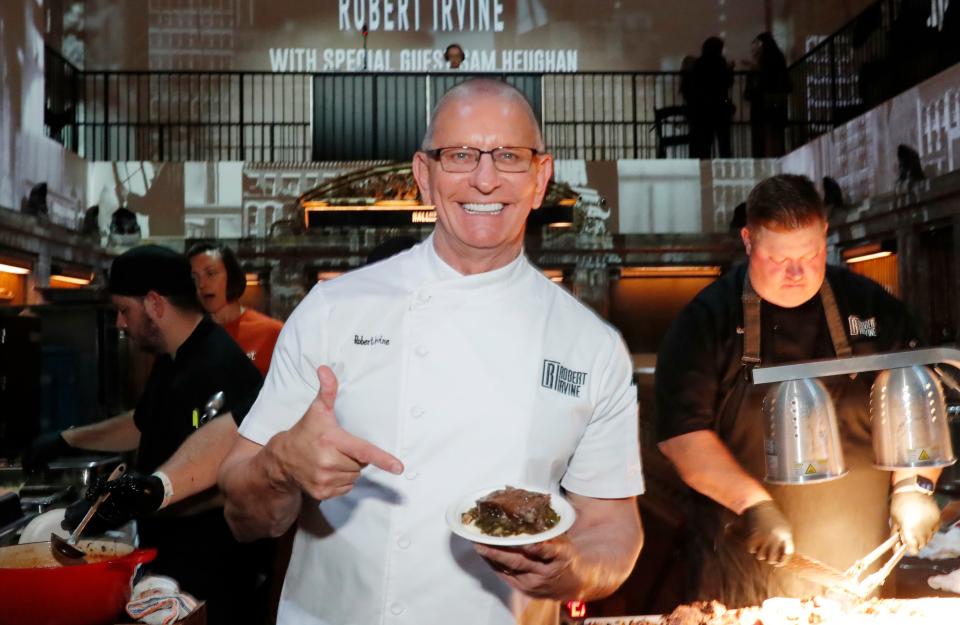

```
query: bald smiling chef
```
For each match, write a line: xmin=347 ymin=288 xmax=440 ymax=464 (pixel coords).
xmin=218 ymin=78 xmax=645 ymax=625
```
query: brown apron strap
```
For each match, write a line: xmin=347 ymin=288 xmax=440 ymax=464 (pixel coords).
xmin=741 ymin=272 xmax=761 ymax=365
xmin=819 ymin=277 xmax=853 ymax=357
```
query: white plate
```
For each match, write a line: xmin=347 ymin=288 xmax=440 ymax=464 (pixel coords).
xmin=445 ymin=486 xmax=576 ymax=546
xmin=19 ymin=508 xmax=68 ymax=544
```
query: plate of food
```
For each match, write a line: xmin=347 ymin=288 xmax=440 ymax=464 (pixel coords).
xmin=445 ymin=485 xmax=576 ymax=546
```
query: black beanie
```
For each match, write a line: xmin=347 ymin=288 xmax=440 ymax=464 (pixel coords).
xmin=108 ymin=245 xmax=197 ymax=297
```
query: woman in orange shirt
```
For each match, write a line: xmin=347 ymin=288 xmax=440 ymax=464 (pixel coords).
xmin=187 ymin=242 xmax=282 ymax=377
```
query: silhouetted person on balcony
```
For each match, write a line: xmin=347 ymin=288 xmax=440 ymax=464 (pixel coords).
xmin=679 ymin=55 xmax=698 ymax=155
xmin=890 ymin=0 xmax=936 ymax=94
xmin=689 ymin=37 xmax=734 ymax=159
xmin=941 ymin=2 xmax=960 ymax=70
xmin=822 ymin=177 xmax=845 ymax=215
xmin=744 ymin=33 xmax=791 ymax=158
xmin=896 ymin=144 xmax=925 ymax=193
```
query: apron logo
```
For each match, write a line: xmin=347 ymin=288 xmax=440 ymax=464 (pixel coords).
xmin=354 ymin=334 xmax=390 ymax=346
xmin=847 ymin=315 xmax=877 ymax=338
xmin=541 ymin=360 xmax=587 ymax=397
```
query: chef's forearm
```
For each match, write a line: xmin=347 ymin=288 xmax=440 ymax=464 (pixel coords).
xmin=61 ymin=411 xmax=140 ymax=452
xmin=218 ymin=435 xmax=303 ymax=542
xmin=156 ymin=414 xmax=238 ymax=506
xmin=563 ymin=494 xmax=643 ymax=600
xmin=659 ymin=429 xmax=771 ymax=514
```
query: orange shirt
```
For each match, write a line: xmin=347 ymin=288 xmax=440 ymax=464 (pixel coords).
xmin=222 ymin=308 xmax=283 ymax=377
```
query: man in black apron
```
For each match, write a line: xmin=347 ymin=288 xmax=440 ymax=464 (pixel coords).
xmin=25 ymin=245 xmax=269 ymax=624
xmin=655 ymin=175 xmax=942 ymax=607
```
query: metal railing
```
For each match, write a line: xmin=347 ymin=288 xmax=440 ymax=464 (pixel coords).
xmin=541 ymin=71 xmax=756 ymax=160
xmin=43 ymin=53 xmax=759 ymax=162
xmin=42 ymin=0 xmax=959 ymax=163
xmin=786 ymin=0 xmax=958 ymax=145
xmin=46 ymin=49 xmax=312 ymax=162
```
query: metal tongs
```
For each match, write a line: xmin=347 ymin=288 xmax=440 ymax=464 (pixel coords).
xmin=785 ymin=533 xmax=907 ymax=598
xmin=842 ymin=532 xmax=908 ymax=597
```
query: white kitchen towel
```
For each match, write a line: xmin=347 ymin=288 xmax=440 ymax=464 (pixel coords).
xmin=928 ymin=567 xmax=960 ymax=594
xmin=126 ymin=575 xmax=198 ymax=625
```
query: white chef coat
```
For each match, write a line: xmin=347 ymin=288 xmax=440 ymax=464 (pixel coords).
xmin=239 ymin=236 xmax=644 ymax=625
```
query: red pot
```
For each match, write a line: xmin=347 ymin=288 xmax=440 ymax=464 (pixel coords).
xmin=0 ymin=539 xmax=156 ymax=625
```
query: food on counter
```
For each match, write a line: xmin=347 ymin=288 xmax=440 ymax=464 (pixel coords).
xmin=630 ymin=597 xmax=960 ymax=625
xmin=461 ymin=486 xmax=560 ymax=537
xmin=918 ymin=526 xmax=960 ymax=559
xmin=0 ymin=540 xmax=130 ymax=569
xmin=659 ymin=601 xmax=738 ymax=625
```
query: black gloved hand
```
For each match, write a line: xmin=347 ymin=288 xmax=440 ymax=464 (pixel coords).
xmin=62 ymin=472 xmax=165 ymax=534
xmin=21 ymin=431 xmax=73 ymax=474
xmin=740 ymin=500 xmax=794 ymax=566
xmin=890 ymin=491 xmax=940 ymax=555
xmin=62 ymin=498 xmax=117 ymax=536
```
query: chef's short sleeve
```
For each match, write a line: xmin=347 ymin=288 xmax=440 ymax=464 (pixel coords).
xmin=655 ymin=298 xmax=724 ymax=441
xmin=238 ymin=288 xmax=328 ymax=445
xmin=561 ymin=330 xmax=645 ymax=498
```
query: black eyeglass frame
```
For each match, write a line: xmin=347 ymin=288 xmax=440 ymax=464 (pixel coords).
xmin=422 ymin=146 xmax=543 ymax=173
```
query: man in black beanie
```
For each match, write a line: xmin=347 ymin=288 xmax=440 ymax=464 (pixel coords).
xmin=23 ymin=244 xmax=269 ymax=625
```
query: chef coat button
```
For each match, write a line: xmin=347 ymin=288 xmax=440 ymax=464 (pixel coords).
xmin=416 ymin=291 xmax=431 ymax=304
xmin=415 ymin=344 xmax=429 ymax=357
xmin=410 ymin=405 xmax=424 ymax=419
xmin=390 ymin=602 xmax=405 ymax=615
xmin=397 ymin=534 xmax=412 ymax=549
xmin=405 ymin=471 xmax=418 ymax=480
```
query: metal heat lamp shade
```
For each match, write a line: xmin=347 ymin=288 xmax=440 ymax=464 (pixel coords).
xmin=751 ymin=348 xmax=960 ymax=472
xmin=871 ymin=365 xmax=955 ymax=469
xmin=763 ymin=378 xmax=848 ymax=484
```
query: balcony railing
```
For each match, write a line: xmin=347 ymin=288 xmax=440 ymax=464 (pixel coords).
xmin=42 ymin=55 xmax=762 ymax=163
xmin=786 ymin=0 xmax=957 ymax=141
xmin=43 ymin=0 xmax=959 ymax=163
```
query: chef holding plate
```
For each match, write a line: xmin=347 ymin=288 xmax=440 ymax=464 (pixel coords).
xmin=218 ymin=78 xmax=645 ymax=625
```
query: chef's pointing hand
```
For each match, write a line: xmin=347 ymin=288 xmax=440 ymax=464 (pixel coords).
xmin=268 ymin=365 xmax=403 ymax=501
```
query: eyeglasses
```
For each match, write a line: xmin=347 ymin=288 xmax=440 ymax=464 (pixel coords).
xmin=424 ymin=146 xmax=540 ymax=173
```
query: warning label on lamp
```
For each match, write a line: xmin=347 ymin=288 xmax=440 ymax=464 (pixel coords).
xmin=907 ymin=448 xmax=936 ymax=463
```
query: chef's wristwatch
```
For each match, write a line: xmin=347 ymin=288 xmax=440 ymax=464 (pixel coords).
xmin=892 ymin=475 xmax=935 ymax=496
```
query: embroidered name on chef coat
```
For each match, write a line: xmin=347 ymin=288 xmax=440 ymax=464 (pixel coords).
xmin=848 ymin=315 xmax=878 ymax=338
xmin=541 ymin=360 xmax=588 ymax=397
xmin=354 ymin=334 xmax=390 ymax=346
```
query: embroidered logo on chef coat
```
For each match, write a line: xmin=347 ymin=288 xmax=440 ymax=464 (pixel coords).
xmin=541 ymin=360 xmax=587 ymax=397
xmin=354 ymin=334 xmax=390 ymax=346
xmin=847 ymin=315 xmax=877 ymax=338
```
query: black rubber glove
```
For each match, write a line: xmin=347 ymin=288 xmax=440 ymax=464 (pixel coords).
xmin=62 ymin=472 xmax=165 ymax=534
xmin=21 ymin=431 xmax=73 ymax=474
xmin=890 ymin=491 xmax=940 ymax=555
xmin=62 ymin=499 xmax=116 ymax=535
xmin=741 ymin=500 xmax=794 ymax=566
